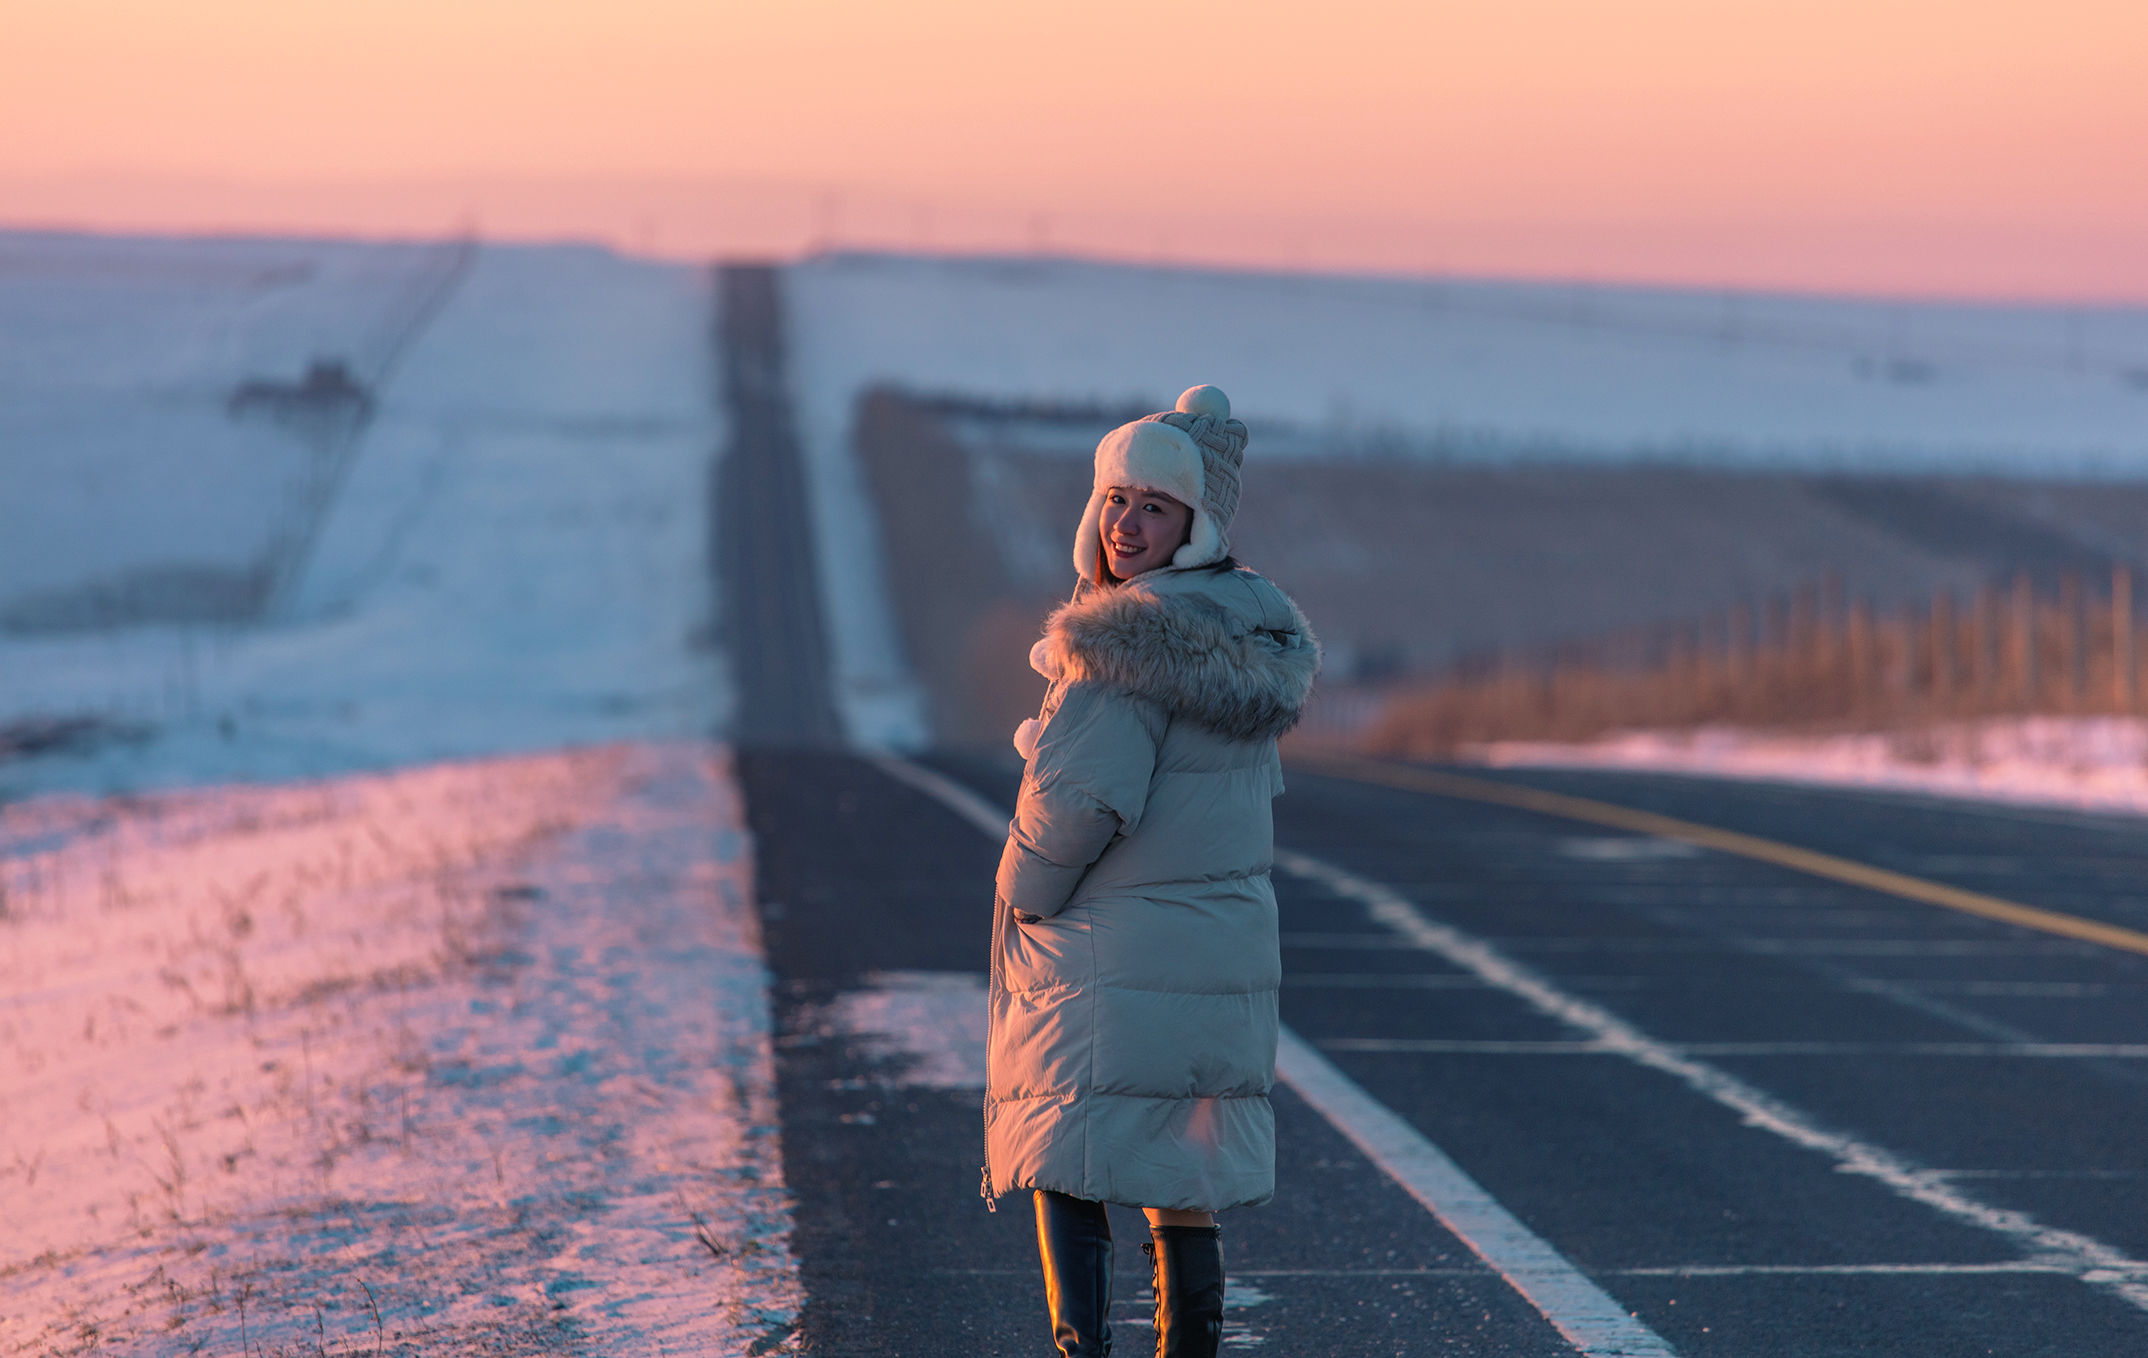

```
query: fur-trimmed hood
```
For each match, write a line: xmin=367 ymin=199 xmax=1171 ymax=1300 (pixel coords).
xmin=1031 ymin=566 xmax=1320 ymax=742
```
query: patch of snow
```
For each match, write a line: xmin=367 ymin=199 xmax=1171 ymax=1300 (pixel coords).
xmin=0 ymin=235 xmax=725 ymax=799
xmin=826 ymin=970 xmax=986 ymax=1089
xmin=0 ymin=740 xmax=799 ymax=1355
xmin=1481 ymin=717 xmax=2148 ymax=818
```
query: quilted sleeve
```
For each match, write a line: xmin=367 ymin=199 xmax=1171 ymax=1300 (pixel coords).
xmin=994 ymin=681 xmax=1166 ymax=919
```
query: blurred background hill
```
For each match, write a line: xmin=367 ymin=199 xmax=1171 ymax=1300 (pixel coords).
xmin=781 ymin=253 xmax=2148 ymax=751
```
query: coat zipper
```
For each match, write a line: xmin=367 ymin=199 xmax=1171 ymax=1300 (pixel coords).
xmin=981 ymin=882 xmax=1006 ymax=1211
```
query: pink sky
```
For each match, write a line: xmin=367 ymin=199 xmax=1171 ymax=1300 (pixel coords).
xmin=5 ymin=0 xmax=2146 ymax=300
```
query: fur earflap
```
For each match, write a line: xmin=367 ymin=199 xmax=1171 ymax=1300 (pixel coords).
xmin=1036 ymin=575 xmax=1321 ymax=741
xmin=1074 ymin=420 xmax=1212 ymax=582
xmin=1072 ymin=385 xmax=1248 ymax=582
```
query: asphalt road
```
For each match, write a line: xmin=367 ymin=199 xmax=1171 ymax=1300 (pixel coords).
xmin=715 ymin=264 xmax=843 ymax=745
xmin=741 ymin=748 xmax=2148 ymax=1357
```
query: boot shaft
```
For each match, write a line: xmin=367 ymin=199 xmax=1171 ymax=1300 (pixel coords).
xmin=1035 ymin=1191 xmax=1114 ymax=1357
xmin=1144 ymin=1224 xmax=1224 ymax=1358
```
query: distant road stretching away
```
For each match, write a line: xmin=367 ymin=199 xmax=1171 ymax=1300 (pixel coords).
xmin=715 ymin=263 xmax=843 ymax=745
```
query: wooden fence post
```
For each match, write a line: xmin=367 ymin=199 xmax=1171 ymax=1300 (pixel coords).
xmin=1971 ymin=585 xmax=1997 ymax=708
xmin=2117 ymin=565 xmax=2135 ymax=712
xmin=1894 ymin=603 xmax=1917 ymax=700
xmin=2058 ymin=572 xmax=2082 ymax=708
xmin=1846 ymin=601 xmax=1873 ymax=715
xmin=1931 ymin=591 xmax=1954 ymax=706
xmin=2011 ymin=572 xmax=2035 ymax=710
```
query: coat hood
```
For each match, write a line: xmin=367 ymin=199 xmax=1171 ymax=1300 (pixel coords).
xmin=1032 ymin=567 xmax=1320 ymax=742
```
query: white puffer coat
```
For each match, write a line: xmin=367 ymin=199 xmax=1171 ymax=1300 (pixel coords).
xmin=986 ymin=562 xmax=1319 ymax=1211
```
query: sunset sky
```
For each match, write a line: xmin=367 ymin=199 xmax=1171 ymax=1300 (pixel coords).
xmin=4 ymin=0 xmax=2145 ymax=300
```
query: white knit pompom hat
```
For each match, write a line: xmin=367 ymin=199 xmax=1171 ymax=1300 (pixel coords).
xmin=1072 ymin=384 xmax=1249 ymax=584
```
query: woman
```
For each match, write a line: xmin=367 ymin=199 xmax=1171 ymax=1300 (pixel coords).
xmin=985 ymin=385 xmax=1320 ymax=1357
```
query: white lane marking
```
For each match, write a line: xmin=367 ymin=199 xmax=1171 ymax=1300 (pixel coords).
xmin=1610 ymin=1262 xmax=2083 ymax=1278
xmin=1937 ymin=1169 xmax=2148 ymax=1180
xmin=1491 ymin=937 xmax=2103 ymax=955
xmin=1274 ymin=849 xmax=2148 ymax=1314
xmin=1289 ymin=935 xmax=2060 ymax=956
xmin=941 ymin=1262 xmax=2120 ymax=1278
xmin=870 ymin=755 xmax=1679 ymax=1358
xmin=1296 ymin=974 xmax=2127 ymax=998
xmin=862 ymin=750 xmax=1011 ymax=839
xmin=1558 ymin=836 xmax=1704 ymax=861
xmin=1277 ymin=1029 xmax=1679 ymax=1357
xmin=1285 ymin=973 xmax=1493 ymax=989
xmin=1320 ymin=1038 xmax=2148 ymax=1058
xmin=1844 ymin=980 xmax=2118 ymax=998
xmin=1282 ymin=931 xmax=1432 ymax=948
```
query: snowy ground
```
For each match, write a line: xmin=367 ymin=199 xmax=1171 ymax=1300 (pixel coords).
xmin=1480 ymin=717 xmax=2148 ymax=819
xmin=0 ymin=235 xmax=726 ymax=799
xmin=787 ymin=252 xmax=2148 ymax=471
xmin=0 ymin=233 xmax=466 ymax=629
xmin=0 ymin=742 xmax=796 ymax=1356
xmin=1 ymin=234 xmax=798 ymax=1353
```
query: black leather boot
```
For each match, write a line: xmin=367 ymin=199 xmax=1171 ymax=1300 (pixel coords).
xmin=1143 ymin=1224 xmax=1224 ymax=1357
xmin=1035 ymin=1190 xmax=1114 ymax=1356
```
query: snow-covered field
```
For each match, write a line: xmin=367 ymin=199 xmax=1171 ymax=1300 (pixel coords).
xmin=1 ymin=742 xmax=796 ymax=1356
xmin=788 ymin=252 xmax=2148 ymax=471
xmin=0 ymin=234 xmax=465 ymax=630
xmin=1481 ymin=717 xmax=2148 ymax=819
xmin=1 ymin=234 xmax=797 ymax=1353
xmin=0 ymin=235 xmax=726 ymax=798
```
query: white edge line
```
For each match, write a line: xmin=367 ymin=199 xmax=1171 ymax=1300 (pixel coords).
xmin=862 ymin=751 xmax=1011 ymax=841
xmin=867 ymin=753 xmax=1678 ymax=1358
xmin=1271 ymin=847 xmax=2148 ymax=1314
xmin=1276 ymin=1029 xmax=1678 ymax=1356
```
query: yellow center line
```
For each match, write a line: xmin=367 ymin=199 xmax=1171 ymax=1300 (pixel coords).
xmin=1291 ymin=754 xmax=2148 ymax=960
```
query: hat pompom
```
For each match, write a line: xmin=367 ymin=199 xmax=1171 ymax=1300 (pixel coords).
xmin=1176 ymin=384 xmax=1230 ymax=420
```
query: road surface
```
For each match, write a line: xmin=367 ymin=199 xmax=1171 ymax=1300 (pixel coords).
xmin=745 ymin=749 xmax=2148 ymax=1356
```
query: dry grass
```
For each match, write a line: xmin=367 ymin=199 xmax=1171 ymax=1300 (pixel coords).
xmin=1369 ymin=573 xmax=2148 ymax=756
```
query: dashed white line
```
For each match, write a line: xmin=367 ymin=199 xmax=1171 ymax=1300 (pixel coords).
xmin=1285 ymin=972 xmax=1493 ymax=989
xmin=1610 ymin=1262 xmax=2079 ymax=1278
xmin=1275 ymin=847 xmax=2148 ymax=1316
xmin=1490 ymin=937 xmax=2103 ymax=956
xmin=1319 ymin=1038 xmax=2148 ymax=1058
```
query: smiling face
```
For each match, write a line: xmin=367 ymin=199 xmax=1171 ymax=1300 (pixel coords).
xmin=1098 ymin=485 xmax=1193 ymax=580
